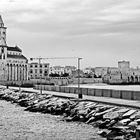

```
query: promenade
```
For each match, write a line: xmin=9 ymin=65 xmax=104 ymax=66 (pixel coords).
xmin=2 ymin=85 xmax=140 ymax=109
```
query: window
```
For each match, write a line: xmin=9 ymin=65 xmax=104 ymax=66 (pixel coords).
xmin=45 ymin=65 xmax=48 ymax=68
xmin=30 ymin=70 xmax=33 ymax=73
xmin=44 ymin=70 xmax=48 ymax=76
xmin=40 ymin=69 xmax=42 ymax=74
xmin=35 ymin=69 xmax=37 ymax=73
xmin=44 ymin=70 xmax=48 ymax=73
xmin=40 ymin=64 xmax=42 ymax=67
xmin=30 ymin=65 xmax=33 ymax=68
xmin=35 ymin=65 xmax=37 ymax=68
xmin=1 ymin=47 xmax=4 ymax=53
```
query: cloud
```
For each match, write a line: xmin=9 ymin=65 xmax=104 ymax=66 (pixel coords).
xmin=1 ymin=0 xmax=140 ymax=37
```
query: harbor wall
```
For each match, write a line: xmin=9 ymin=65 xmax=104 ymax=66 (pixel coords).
xmin=34 ymin=85 xmax=140 ymax=101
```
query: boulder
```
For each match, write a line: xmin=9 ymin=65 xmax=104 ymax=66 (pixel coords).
xmin=117 ymin=119 xmax=131 ymax=126
xmin=128 ymin=121 xmax=138 ymax=129
xmin=122 ymin=110 xmax=137 ymax=118
xmin=97 ymin=129 xmax=111 ymax=137
xmin=131 ymin=111 xmax=140 ymax=120
xmin=103 ymin=111 xmax=120 ymax=120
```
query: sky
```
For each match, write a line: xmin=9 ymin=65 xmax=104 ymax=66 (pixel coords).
xmin=0 ymin=0 xmax=140 ymax=68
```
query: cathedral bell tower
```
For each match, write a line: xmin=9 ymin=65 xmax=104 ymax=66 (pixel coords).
xmin=0 ymin=15 xmax=7 ymax=59
xmin=0 ymin=15 xmax=7 ymax=81
xmin=0 ymin=15 xmax=7 ymax=45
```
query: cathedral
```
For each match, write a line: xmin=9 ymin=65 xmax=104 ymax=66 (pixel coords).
xmin=0 ymin=15 xmax=28 ymax=82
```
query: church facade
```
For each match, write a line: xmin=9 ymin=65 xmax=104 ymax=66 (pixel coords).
xmin=0 ymin=15 xmax=28 ymax=82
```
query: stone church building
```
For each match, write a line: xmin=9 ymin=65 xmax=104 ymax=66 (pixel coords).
xmin=0 ymin=15 xmax=28 ymax=82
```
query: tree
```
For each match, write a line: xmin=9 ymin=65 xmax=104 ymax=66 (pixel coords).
xmin=61 ymin=73 xmax=69 ymax=77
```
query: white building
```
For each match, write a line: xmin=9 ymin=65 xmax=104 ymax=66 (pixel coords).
xmin=28 ymin=63 xmax=49 ymax=79
xmin=0 ymin=15 xmax=28 ymax=82
xmin=64 ymin=66 xmax=76 ymax=75
xmin=83 ymin=67 xmax=93 ymax=74
xmin=50 ymin=66 xmax=65 ymax=75
xmin=49 ymin=66 xmax=76 ymax=76
xmin=118 ymin=60 xmax=130 ymax=71
xmin=94 ymin=67 xmax=108 ymax=77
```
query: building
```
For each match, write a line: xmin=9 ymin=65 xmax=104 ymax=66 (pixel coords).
xmin=94 ymin=67 xmax=108 ymax=77
xmin=64 ymin=66 xmax=76 ymax=75
xmin=103 ymin=61 xmax=140 ymax=84
xmin=83 ymin=67 xmax=93 ymax=74
xmin=49 ymin=66 xmax=65 ymax=76
xmin=118 ymin=61 xmax=130 ymax=71
xmin=0 ymin=15 xmax=28 ymax=82
xmin=49 ymin=66 xmax=76 ymax=76
xmin=28 ymin=63 xmax=49 ymax=79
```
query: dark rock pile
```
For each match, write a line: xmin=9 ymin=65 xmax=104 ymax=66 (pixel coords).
xmin=0 ymin=88 xmax=139 ymax=140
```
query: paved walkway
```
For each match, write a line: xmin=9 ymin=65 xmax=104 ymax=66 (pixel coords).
xmin=1 ymin=85 xmax=140 ymax=109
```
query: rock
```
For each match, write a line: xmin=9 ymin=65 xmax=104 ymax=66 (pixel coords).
xmin=109 ymin=126 xmax=129 ymax=132
xmin=95 ymin=107 xmax=117 ymax=119
xmin=131 ymin=111 xmax=140 ymax=120
xmin=117 ymin=118 xmax=131 ymax=126
xmin=85 ymin=110 xmax=96 ymax=119
xmin=116 ymin=108 xmax=129 ymax=113
xmin=122 ymin=110 xmax=137 ymax=118
xmin=128 ymin=121 xmax=138 ymax=129
xmin=99 ymin=119 xmax=111 ymax=129
xmin=134 ymin=119 xmax=140 ymax=124
xmin=106 ymin=119 xmax=117 ymax=128
xmin=92 ymin=120 xmax=104 ymax=127
xmin=96 ymin=105 xmax=112 ymax=113
xmin=113 ymin=136 xmax=124 ymax=140
xmin=77 ymin=109 xmax=89 ymax=116
xmin=103 ymin=111 xmax=120 ymax=120
xmin=97 ymin=129 xmax=111 ymax=137
xmin=86 ymin=116 xmax=96 ymax=124
xmin=84 ymin=102 xmax=97 ymax=109
xmin=106 ymin=130 xmax=119 ymax=140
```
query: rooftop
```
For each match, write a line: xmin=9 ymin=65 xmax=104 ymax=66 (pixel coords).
xmin=0 ymin=15 xmax=4 ymax=27
xmin=7 ymin=54 xmax=27 ymax=60
xmin=7 ymin=46 xmax=22 ymax=52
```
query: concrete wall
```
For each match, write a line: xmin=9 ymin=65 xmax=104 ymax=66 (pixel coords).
xmin=112 ymin=90 xmax=122 ymax=99
xmin=88 ymin=88 xmax=95 ymax=96
xmin=72 ymin=78 xmax=102 ymax=84
xmin=34 ymin=85 xmax=140 ymax=101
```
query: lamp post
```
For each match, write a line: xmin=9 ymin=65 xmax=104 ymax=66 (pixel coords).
xmin=78 ymin=58 xmax=82 ymax=99
xmin=39 ymin=57 xmax=42 ymax=94
xmin=30 ymin=56 xmax=83 ymax=97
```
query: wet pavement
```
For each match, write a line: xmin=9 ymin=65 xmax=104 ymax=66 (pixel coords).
xmin=0 ymin=100 xmax=104 ymax=140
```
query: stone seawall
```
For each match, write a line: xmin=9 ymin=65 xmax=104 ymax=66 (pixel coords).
xmin=34 ymin=85 xmax=140 ymax=101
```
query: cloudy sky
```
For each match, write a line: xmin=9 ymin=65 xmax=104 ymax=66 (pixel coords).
xmin=0 ymin=0 xmax=140 ymax=68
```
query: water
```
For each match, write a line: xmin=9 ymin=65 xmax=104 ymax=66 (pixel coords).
xmin=68 ymin=83 xmax=140 ymax=91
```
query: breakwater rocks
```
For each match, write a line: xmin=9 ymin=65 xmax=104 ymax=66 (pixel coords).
xmin=0 ymin=88 xmax=139 ymax=140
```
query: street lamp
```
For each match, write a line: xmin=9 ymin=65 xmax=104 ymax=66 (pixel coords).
xmin=78 ymin=58 xmax=82 ymax=99
xmin=30 ymin=56 xmax=83 ymax=98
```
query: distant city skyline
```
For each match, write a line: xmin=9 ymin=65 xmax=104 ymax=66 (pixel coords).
xmin=0 ymin=0 xmax=140 ymax=68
